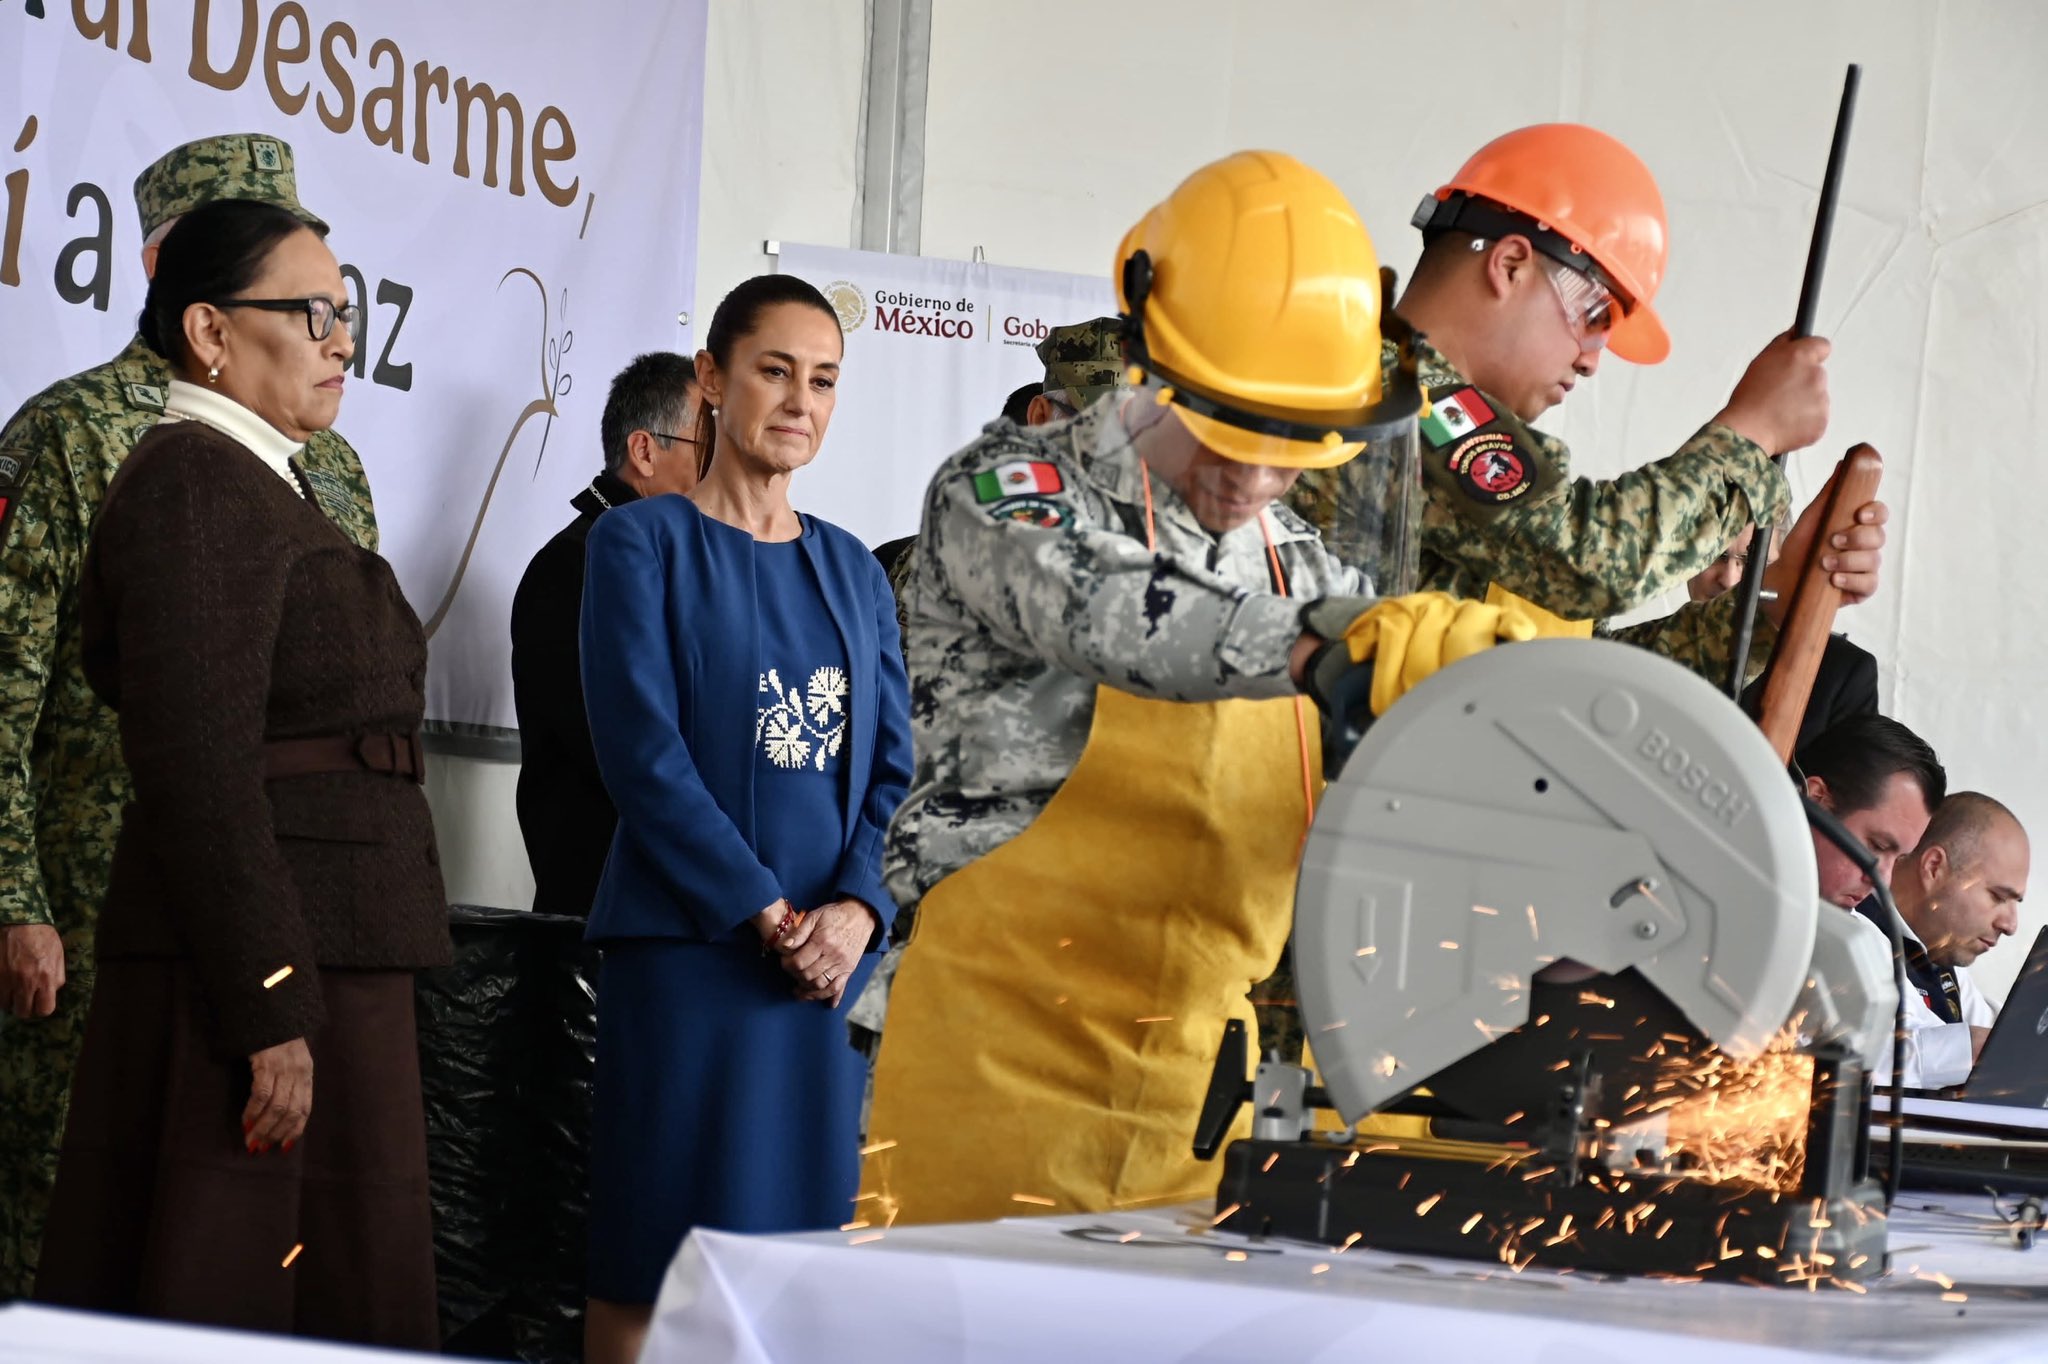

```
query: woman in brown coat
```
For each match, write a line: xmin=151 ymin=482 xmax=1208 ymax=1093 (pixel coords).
xmin=34 ymin=198 xmax=449 ymax=1348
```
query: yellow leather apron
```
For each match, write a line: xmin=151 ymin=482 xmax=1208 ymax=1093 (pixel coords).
xmin=862 ymin=509 xmax=1316 ymax=1226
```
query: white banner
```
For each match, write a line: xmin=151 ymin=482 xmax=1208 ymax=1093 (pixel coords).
xmin=774 ymin=242 xmax=1115 ymax=546
xmin=2 ymin=0 xmax=709 ymax=731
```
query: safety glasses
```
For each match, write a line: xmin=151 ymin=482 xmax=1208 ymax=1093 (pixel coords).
xmin=1544 ymin=262 xmax=1617 ymax=352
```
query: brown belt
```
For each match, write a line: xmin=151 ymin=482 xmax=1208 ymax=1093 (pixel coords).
xmin=264 ymin=731 xmax=426 ymax=784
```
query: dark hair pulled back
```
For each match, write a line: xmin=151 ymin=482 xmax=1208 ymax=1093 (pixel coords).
xmin=138 ymin=199 xmax=321 ymax=369
xmin=693 ymin=274 xmax=841 ymax=478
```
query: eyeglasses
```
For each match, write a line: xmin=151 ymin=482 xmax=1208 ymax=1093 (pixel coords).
xmin=648 ymin=430 xmax=699 ymax=446
xmin=209 ymin=296 xmax=360 ymax=342
xmin=1543 ymin=262 xmax=1618 ymax=352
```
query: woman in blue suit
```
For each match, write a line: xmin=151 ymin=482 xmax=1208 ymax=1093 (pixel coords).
xmin=578 ymin=275 xmax=911 ymax=1364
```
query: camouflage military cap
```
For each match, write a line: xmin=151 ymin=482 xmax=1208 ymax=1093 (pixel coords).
xmin=133 ymin=134 xmax=327 ymax=237
xmin=1034 ymin=317 xmax=1126 ymax=410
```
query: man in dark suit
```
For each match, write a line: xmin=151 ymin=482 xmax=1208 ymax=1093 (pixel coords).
xmin=511 ymin=353 xmax=700 ymax=917
xmin=1690 ymin=523 xmax=1881 ymax=755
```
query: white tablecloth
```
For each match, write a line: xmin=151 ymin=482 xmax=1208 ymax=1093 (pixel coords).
xmin=0 ymin=1304 xmax=446 ymax=1362
xmin=3 ymin=1195 xmax=2039 ymax=1361
xmin=644 ymin=1195 xmax=2048 ymax=1363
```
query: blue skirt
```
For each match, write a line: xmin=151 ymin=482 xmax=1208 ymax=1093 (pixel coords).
xmin=587 ymin=940 xmax=878 ymax=1303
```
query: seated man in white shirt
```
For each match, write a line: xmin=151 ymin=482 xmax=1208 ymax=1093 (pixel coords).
xmin=1859 ymin=792 xmax=2031 ymax=1089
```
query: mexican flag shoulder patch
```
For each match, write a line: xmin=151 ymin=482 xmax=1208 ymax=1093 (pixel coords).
xmin=973 ymin=460 xmax=1064 ymax=503
xmin=1419 ymin=387 xmax=1496 ymax=448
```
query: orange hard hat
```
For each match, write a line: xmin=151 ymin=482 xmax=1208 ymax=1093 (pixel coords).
xmin=1414 ymin=124 xmax=1671 ymax=364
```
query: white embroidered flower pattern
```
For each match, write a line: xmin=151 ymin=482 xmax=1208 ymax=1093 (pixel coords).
xmin=758 ymin=665 xmax=848 ymax=772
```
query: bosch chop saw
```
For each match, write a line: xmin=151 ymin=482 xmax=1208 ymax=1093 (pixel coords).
xmin=1193 ymin=638 xmax=1900 ymax=1286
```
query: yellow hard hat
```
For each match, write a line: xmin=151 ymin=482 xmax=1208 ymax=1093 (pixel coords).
xmin=1115 ymin=151 xmax=1418 ymax=469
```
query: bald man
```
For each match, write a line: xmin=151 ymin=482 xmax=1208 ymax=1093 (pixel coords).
xmin=1858 ymin=792 xmax=2031 ymax=1090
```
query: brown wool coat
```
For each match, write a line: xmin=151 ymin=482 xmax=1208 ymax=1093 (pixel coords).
xmin=80 ymin=420 xmax=450 ymax=1058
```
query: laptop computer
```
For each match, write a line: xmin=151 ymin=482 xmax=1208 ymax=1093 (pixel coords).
xmin=1952 ymin=926 xmax=2048 ymax=1108
xmin=1892 ymin=928 xmax=2048 ymax=1194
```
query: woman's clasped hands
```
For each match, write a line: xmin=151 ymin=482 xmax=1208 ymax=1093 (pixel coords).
xmin=752 ymin=898 xmax=876 ymax=1007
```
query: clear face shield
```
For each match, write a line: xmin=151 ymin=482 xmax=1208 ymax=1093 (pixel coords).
xmin=1086 ymin=367 xmax=1423 ymax=593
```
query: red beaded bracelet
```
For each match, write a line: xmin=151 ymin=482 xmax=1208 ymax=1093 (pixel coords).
xmin=763 ymin=904 xmax=804 ymax=952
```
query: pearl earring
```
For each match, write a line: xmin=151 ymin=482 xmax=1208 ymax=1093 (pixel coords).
xmin=207 ymin=365 xmax=221 ymax=383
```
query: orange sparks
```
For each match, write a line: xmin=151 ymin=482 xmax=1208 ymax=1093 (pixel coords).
xmin=1011 ymin=1193 xmax=1056 ymax=1207
xmin=1117 ymin=1231 xmax=1142 ymax=1244
xmin=1439 ymin=940 xmax=1460 ymax=950
xmin=1134 ymin=1016 xmax=1173 ymax=1024
xmin=1057 ymin=937 xmax=1073 ymax=947
xmin=1261 ymin=1152 xmax=1279 ymax=1173
xmin=859 ymin=1139 xmax=898 ymax=1156
xmin=1337 ymin=1232 xmax=1362 ymax=1253
xmin=263 ymin=965 xmax=293 ymax=989
xmin=839 ymin=1219 xmax=871 ymax=1231
xmin=1211 ymin=1203 xmax=1243 ymax=1226
xmin=1525 ymin=905 xmax=1539 ymax=939
xmin=1355 ymin=946 xmax=1376 ymax=957
xmin=1471 ymin=904 xmax=1499 ymax=916
xmin=1416 ymin=1193 xmax=1442 ymax=1216
xmin=1838 ymin=1280 xmax=1868 ymax=1295
xmin=849 ymin=1233 xmax=885 ymax=1246
xmin=280 ymin=1243 xmax=303 ymax=1269
xmin=1460 ymin=1212 xmax=1483 ymax=1234
xmin=1311 ymin=1263 xmax=1330 ymax=1275
xmin=1577 ymin=990 xmax=1616 ymax=1009
xmin=1942 ymin=1292 xmax=1968 ymax=1304
xmin=1225 ymin=1251 xmax=1248 ymax=1263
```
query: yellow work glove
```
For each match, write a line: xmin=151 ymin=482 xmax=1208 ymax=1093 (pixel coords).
xmin=1299 ymin=592 xmax=1563 ymax=779
xmin=1301 ymin=591 xmax=1542 ymax=716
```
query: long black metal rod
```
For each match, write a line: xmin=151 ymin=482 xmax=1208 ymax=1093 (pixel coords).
xmin=1726 ymin=64 xmax=1862 ymax=702
xmin=1804 ymin=790 xmax=1907 ymax=1207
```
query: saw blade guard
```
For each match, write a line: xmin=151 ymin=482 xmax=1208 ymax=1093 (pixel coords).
xmin=1294 ymin=638 xmax=1819 ymax=1124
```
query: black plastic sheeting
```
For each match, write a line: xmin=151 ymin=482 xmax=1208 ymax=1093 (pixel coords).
xmin=417 ymin=906 xmax=598 ymax=1364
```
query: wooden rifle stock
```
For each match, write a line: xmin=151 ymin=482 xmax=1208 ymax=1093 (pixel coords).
xmin=1755 ymin=443 xmax=1883 ymax=762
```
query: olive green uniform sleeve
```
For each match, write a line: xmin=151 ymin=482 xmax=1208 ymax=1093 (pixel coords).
xmin=0 ymin=409 xmax=86 ymax=929
xmin=1423 ymin=421 xmax=1789 ymax=620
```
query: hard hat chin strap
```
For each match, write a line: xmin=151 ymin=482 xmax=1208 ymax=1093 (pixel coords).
xmin=1116 ymin=249 xmax=1424 ymax=446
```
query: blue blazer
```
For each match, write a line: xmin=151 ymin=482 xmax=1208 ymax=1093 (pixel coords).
xmin=578 ymin=495 xmax=911 ymax=944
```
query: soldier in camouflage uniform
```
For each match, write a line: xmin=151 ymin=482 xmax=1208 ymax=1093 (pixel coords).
xmin=852 ymin=153 xmax=1593 ymax=1223
xmin=1289 ymin=124 xmax=1887 ymax=689
xmin=0 ymin=133 xmax=380 ymax=1299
